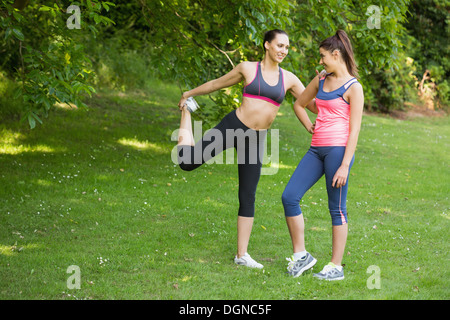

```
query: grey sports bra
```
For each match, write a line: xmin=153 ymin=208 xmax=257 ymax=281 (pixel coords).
xmin=242 ymin=62 xmax=285 ymax=107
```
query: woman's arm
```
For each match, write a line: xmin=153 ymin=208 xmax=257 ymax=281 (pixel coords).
xmin=332 ymin=82 xmax=364 ymax=188
xmin=287 ymin=72 xmax=318 ymax=115
xmin=178 ymin=62 xmax=246 ymax=109
xmin=292 ymin=75 xmax=320 ymax=133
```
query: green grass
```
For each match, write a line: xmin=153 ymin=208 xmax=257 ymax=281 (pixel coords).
xmin=0 ymin=79 xmax=449 ymax=300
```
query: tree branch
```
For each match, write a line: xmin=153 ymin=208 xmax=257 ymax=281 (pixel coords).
xmin=170 ymin=7 xmax=235 ymax=67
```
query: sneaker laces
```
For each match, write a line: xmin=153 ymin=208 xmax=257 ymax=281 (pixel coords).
xmin=321 ymin=264 xmax=334 ymax=273
xmin=286 ymin=255 xmax=296 ymax=272
xmin=319 ymin=263 xmax=338 ymax=274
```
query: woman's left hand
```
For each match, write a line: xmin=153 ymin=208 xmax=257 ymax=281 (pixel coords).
xmin=332 ymin=165 xmax=349 ymax=188
xmin=178 ymin=93 xmax=189 ymax=110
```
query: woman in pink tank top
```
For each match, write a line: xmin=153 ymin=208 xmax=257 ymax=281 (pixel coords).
xmin=283 ymin=30 xmax=364 ymax=281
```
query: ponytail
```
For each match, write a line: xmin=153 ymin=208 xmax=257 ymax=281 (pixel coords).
xmin=320 ymin=30 xmax=359 ymax=78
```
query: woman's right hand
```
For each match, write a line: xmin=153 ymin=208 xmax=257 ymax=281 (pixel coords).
xmin=307 ymin=122 xmax=315 ymax=134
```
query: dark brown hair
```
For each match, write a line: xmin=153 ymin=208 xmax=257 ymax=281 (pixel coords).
xmin=263 ymin=29 xmax=288 ymax=52
xmin=320 ymin=30 xmax=359 ymax=78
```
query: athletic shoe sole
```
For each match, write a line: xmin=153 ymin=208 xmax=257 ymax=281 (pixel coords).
xmin=313 ymin=274 xmax=345 ymax=281
xmin=291 ymin=257 xmax=317 ymax=278
xmin=313 ymin=266 xmax=345 ymax=281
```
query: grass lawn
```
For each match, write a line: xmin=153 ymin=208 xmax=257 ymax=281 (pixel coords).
xmin=0 ymin=79 xmax=449 ymax=300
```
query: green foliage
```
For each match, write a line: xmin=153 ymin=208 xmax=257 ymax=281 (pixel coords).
xmin=138 ymin=0 xmax=412 ymax=119
xmin=85 ymin=36 xmax=154 ymax=91
xmin=284 ymin=0 xmax=412 ymax=112
xmin=139 ymin=0 xmax=294 ymax=125
xmin=0 ymin=71 xmax=27 ymax=120
xmin=81 ymin=1 xmax=157 ymax=91
xmin=404 ymin=0 xmax=450 ymax=108
xmin=1 ymin=0 xmax=447 ymax=128
xmin=0 ymin=0 xmax=115 ymax=128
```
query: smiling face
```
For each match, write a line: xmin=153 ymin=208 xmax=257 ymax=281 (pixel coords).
xmin=319 ymin=47 xmax=339 ymax=73
xmin=265 ymin=33 xmax=289 ymax=63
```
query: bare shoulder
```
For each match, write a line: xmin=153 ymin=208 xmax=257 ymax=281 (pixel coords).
xmin=237 ymin=61 xmax=258 ymax=81
xmin=346 ymin=80 xmax=364 ymax=107
xmin=350 ymin=80 xmax=364 ymax=92
xmin=238 ymin=61 xmax=257 ymax=71
xmin=281 ymin=68 xmax=301 ymax=89
xmin=281 ymin=68 xmax=297 ymax=80
xmin=349 ymin=81 xmax=364 ymax=94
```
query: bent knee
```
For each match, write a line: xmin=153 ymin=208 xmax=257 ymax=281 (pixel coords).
xmin=282 ymin=190 xmax=303 ymax=217
xmin=281 ymin=190 xmax=297 ymax=206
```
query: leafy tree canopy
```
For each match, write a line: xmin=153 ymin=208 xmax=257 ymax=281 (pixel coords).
xmin=1 ymin=0 xmax=447 ymax=128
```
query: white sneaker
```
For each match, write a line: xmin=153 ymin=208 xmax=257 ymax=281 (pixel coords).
xmin=184 ymin=97 xmax=200 ymax=113
xmin=313 ymin=262 xmax=344 ymax=281
xmin=234 ymin=253 xmax=264 ymax=269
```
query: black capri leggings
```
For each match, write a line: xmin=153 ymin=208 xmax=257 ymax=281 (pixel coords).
xmin=177 ymin=110 xmax=266 ymax=218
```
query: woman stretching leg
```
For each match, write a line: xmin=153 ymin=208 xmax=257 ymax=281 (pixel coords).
xmin=177 ymin=30 xmax=317 ymax=268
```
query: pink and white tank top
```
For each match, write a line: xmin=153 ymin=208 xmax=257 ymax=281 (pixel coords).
xmin=311 ymin=74 xmax=359 ymax=147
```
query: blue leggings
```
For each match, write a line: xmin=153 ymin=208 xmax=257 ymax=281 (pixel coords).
xmin=282 ymin=146 xmax=354 ymax=226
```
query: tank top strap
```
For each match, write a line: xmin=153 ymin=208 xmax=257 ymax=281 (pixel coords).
xmin=318 ymin=74 xmax=327 ymax=92
xmin=319 ymin=72 xmax=332 ymax=81
xmin=343 ymin=78 xmax=358 ymax=91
